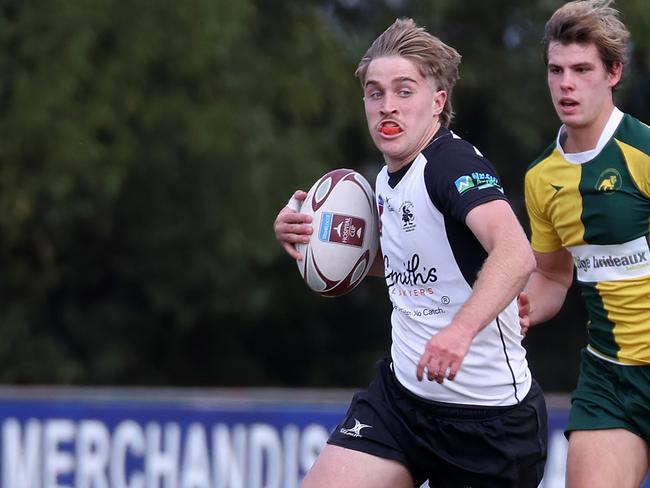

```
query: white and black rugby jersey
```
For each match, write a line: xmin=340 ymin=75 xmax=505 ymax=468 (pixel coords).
xmin=376 ymin=127 xmax=532 ymax=406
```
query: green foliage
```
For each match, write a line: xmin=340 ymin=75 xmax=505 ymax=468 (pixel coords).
xmin=0 ymin=0 xmax=648 ymax=389
xmin=0 ymin=0 xmax=370 ymax=385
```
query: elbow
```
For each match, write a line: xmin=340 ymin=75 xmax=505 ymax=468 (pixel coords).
xmin=521 ymin=246 xmax=537 ymax=280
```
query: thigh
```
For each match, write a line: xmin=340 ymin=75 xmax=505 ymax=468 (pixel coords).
xmin=301 ymin=444 xmax=416 ymax=488
xmin=566 ymin=429 xmax=650 ymax=488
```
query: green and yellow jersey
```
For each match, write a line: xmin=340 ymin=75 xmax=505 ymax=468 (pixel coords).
xmin=525 ymin=108 xmax=650 ymax=365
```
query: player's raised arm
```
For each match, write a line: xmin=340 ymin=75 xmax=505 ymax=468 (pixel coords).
xmin=273 ymin=190 xmax=312 ymax=260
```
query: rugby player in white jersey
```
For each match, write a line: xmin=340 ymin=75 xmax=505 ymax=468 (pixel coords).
xmin=274 ymin=18 xmax=547 ymax=488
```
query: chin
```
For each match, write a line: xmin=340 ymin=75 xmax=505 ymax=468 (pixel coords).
xmin=558 ymin=113 xmax=581 ymax=126
xmin=563 ymin=117 xmax=589 ymax=130
xmin=376 ymin=139 xmax=401 ymax=153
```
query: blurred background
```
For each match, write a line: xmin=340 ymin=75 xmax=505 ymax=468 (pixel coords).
xmin=1 ymin=0 xmax=649 ymax=394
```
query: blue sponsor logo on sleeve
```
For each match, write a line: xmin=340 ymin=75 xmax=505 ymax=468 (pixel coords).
xmin=455 ymin=173 xmax=503 ymax=194
xmin=454 ymin=175 xmax=475 ymax=194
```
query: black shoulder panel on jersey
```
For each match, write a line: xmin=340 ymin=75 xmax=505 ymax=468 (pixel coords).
xmin=443 ymin=213 xmax=487 ymax=287
xmin=422 ymin=133 xmax=509 ymax=223
xmin=420 ymin=132 xmax=502 ymax=287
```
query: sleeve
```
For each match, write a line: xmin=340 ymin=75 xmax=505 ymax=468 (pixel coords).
xmin=619 ymin=142 xmax=650 ymax=198
xmin=424 ymin=142 xmax=509 ymax=223
xmin=524 ymin=170 xmax=563 ymax=252
xmin=618 ymin=117 xmax=650 ymax=198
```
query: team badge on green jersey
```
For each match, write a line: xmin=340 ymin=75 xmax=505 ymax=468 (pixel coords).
xmin=596 ymin=168 xmax=622 ymax=194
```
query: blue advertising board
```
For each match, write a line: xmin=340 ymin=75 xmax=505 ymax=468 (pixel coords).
xmin=0 ymin=387 xmax=646 ymax=488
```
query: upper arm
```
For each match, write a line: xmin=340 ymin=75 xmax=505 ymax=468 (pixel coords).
xmin=465 ymin=200 xmax=531 ymax=254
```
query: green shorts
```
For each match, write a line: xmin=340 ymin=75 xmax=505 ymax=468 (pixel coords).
xmin=566 ymin=348 xmax=650 ymax=441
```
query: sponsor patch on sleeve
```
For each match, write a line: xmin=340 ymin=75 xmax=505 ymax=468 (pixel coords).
xmin=454 ymin=172 xmax=503 ymax=194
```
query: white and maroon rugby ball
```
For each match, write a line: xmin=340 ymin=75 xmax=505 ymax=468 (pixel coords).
xmin=290 ymin=168 xmax=379 ymax=297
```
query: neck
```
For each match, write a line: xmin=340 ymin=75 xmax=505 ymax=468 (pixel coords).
xmin=386 ymin=120 xmax=442 ymax=172
xmin=562 ymin=105 xmax=615 ymax=154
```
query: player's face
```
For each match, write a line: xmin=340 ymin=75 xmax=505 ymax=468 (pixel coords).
xmin=363 ymin=56 xmax=446 ymax=171
xmin=547 ymin=41 xmax=621 ymax=146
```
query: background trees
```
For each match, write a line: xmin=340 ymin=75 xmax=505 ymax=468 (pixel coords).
xmin=0 ymin=0 xmax=648 ymax=390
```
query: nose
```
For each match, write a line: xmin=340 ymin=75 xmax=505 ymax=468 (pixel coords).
xmin=559 ymin=71 xmax=574 ymax=91
xmin=380 ymin=93 xmax=397 ymax=115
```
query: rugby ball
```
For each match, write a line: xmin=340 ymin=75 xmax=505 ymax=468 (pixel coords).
xmin=291 ymin=168 xmax=379 ymax=297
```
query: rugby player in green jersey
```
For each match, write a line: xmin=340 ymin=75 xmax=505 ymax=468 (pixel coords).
xmin=520 ymin=1 xmax=650 ymax=486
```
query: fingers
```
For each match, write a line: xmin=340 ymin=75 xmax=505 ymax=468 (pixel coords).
xmin=517 ymin=291 xmax=531 ymax=336
xmin=447 ymin=363 xmax=459 ymax=381
xmin=275 ymin=216 xmax=313 ymax=248
xmin=273 ymin=200 xmax=313 ymax=260
xmin=417 ymin=330 xmax=469 ymax=384
xmin=287 ymin=190 xmax=308 ymax=211
xmin=517 ymin=291 xmax=530 ymax=317
xmin=274 ymin=207 xmax=312 ymax=227
xmin=275 ymin=218 xmax=313 ymax=241
xmin=416 ymin=359 xmax=426 ymax=381
xmin=282 ymin=242 xmax=303 ymax=261
xmin=427 ymin=364 xmax=446 ymax=384
xmin=417 ymin=355 xmax=459 ymax=384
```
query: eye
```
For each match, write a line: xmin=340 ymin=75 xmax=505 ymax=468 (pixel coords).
xmin=367 ymin=90 xmax=382 ymax=100
xmin=398 ymin=89 xmax=412 ymax=97
xmin=549 ymin=66 xmax=561 ymax=74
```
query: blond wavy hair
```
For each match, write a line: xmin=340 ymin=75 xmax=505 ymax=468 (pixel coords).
xmin=355 ymin=18 xmax=461 ymax=128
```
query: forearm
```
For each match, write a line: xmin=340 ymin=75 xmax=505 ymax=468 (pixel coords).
xmin=417 ymin=200 xmax=534 ymax=383
xmin=452 ymin=238 xmax=535 ymax=337
xmin=523 ymin=270 xmax=570 ymax=325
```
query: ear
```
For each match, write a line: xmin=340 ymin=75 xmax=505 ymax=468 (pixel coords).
xmin=433 ymin=90 xmax=447 ymax=117
xmin=607 ymin=62 xmax=623 ymax=88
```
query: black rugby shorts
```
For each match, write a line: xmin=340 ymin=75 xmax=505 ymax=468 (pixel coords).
xmin=327 ymin=358 xmax=548 ymax=488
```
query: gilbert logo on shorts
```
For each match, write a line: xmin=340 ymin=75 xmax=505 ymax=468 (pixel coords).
xmin=319 ymin=212 xmax=365 ymax=247
xmin=340 ymin=419 xmax=372 ymax=438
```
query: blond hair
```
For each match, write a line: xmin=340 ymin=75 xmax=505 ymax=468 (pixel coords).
xmin=355 ymin=18 xmax=461 ymax=128
xmin=543 ymin=0 xmax=630 ymax=83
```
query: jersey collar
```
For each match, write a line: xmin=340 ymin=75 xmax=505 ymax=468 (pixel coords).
xmin=556 ymin=107 xmax=624 ymax=164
